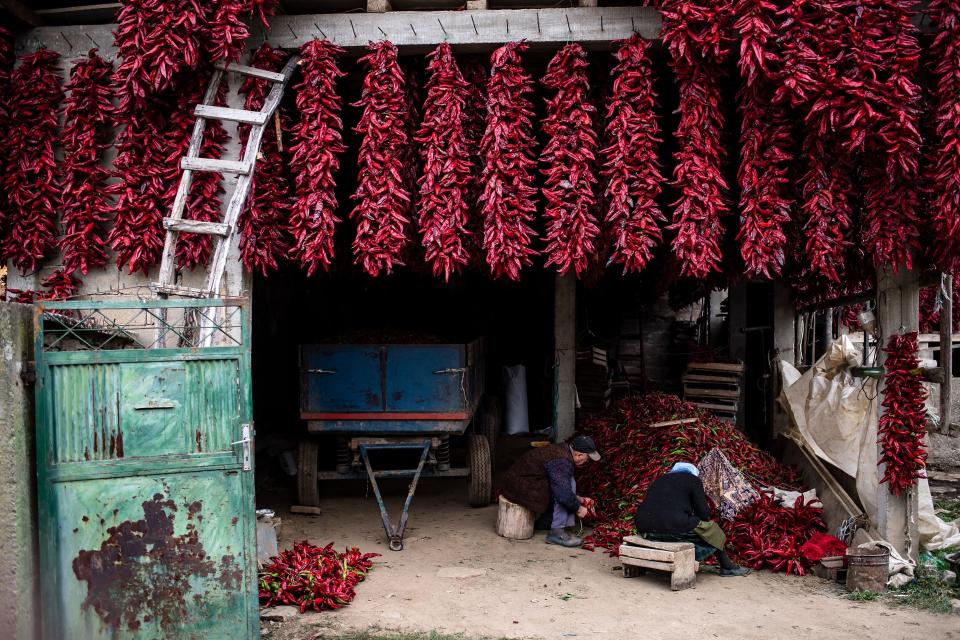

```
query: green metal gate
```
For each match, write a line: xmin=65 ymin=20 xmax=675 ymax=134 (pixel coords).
xmin=33 ymin=298 xmax=258 ymax=639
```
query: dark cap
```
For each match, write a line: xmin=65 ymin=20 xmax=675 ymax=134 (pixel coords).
xmin=570 ymin=435 xmax=601 ymax=461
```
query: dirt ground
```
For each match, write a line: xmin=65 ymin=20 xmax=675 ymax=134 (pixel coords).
xmin=258 ymin=479 xmax=958 ymax=640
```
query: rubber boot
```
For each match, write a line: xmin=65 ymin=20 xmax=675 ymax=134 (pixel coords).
xmin=545 ymin=528 xmax=583 ymax=547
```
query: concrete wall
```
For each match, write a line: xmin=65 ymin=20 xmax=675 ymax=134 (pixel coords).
xmin=0 ymin=302 xmax=39 ymax=640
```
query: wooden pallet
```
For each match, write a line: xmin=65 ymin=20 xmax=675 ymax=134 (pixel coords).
xmin=682 ymin=362 xmax=742 ymax=417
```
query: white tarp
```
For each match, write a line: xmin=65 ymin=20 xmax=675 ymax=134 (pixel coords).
xmin=779 ymin=335 xmax=960 ymax=555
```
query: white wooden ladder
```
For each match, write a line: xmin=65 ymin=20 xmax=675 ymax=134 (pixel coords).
xmin=153 ymin=57 xmax=300 ymax=299
xmin=152 ymin=56 xmax=299 ymax=346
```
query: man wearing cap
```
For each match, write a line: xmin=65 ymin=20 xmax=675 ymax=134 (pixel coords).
xmin=496 ymin=435 xmax=601 ymax=547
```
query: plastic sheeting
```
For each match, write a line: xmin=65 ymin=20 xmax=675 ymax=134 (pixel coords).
xmin=779 ymin=335 xmax=960 ymax=555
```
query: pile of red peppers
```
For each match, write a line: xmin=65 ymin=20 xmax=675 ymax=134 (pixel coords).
xmin=258 ymin=541 xmax=378 ymax=613
xmin=2 ymin=49 xmax=63 ymax=275
xmin=878 ymin=332 xmax=928 ymax=496
xmin=540 ymin=44 xmax=600 ymax=278
xmin=577 ymin=393 xmax=828 ymax=574
xmin=479 ymin=42 xmax=539 ymax=281
xmin=289 ymin=39 xmax=346 ymax=276
xmin=415 ymin=43 xmax=473 ymax=282
xmin=601 ymin=35 xmax=664 ymax=276
xmin=239 ymin=44 xmax=294 ymax=276
xmin=351 ymin=41 xmax=412 ymax=277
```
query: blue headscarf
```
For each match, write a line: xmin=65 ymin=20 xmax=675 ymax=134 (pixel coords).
xmin=670 ymin=462 xmax=700 ymax=477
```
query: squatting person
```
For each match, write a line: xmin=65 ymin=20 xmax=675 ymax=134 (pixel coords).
xmin=633 ymin=462 xmax=750 ymax=577
xmin=496 ymin=435 xmax=601 ymax=547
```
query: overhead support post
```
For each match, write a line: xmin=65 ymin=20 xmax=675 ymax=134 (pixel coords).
xmin=875 ymin=266 xmax=921 ymax=562
xmin=941 ymin=273 xmax=953 ymax=434
xmin=553 ymin=273 xmax=576 ymax=443
xmin=367 ymin=0 xmax=393 ymax=12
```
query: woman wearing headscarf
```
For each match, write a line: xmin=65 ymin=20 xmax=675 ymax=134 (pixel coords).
xmin=633 ymin=462 xmax=750 ymax=577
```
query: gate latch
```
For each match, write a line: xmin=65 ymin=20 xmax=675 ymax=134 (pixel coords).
xmin=232 ymin=423 xmax=253 ymax=471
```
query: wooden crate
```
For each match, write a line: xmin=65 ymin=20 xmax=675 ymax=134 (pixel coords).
xmin=682 ymin=362 xmax=742 ymax=417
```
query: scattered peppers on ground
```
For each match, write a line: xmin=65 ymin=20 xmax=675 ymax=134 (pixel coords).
xmin=259 ymin=541 xmax=378 ymax=613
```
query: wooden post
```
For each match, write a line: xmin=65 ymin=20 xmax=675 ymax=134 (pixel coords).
xmin=942 ymin=274 xmax=953 ymax=434
xmin=367 ymin=0 xmax=392 ymax=12
xmin=466 ymin=0 xmax=488 ymax=9
xmin=553 ymin=273 xmax=576 ymax=442
xmin=495 ymin=496 xmax=534 ymax=540
xmin=875 ymin=267 xmax=921 ymax=562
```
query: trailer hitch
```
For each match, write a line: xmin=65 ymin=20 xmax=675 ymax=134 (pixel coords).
xmin=358 ymin=440 xmax=432 ymax=551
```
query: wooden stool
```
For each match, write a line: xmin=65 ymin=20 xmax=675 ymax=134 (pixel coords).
xmin=495 ymin=496 xmax=534 ymax=540
xmin=619 ymin=535 xmax=699 ymax=591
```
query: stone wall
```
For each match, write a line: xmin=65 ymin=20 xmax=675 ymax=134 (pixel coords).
xmin=0 ymin=302 xmax=39 ymax=640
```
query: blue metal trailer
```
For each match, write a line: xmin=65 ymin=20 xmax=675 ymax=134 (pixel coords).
xmin=296 ymin=339 xmax=498 ymax=550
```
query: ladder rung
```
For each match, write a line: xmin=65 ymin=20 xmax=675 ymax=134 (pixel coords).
xmin=153 ymin=284 xmax=215 ymax=299
xmin=181 ymin=157 xmax=251 ymax=175
xmin=195 ymin=104 xmax=268 ymax=125
xmin=215 ymin=61 xmax=286 ymax=83
xmin=163 ymin=219 xmax=231 ymax=236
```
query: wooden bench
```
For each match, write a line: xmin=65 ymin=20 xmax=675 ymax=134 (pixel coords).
xmin=619 ymin=535 xmax=699 ymax=591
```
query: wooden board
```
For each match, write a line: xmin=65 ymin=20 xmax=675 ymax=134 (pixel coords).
xmin=622 ymin=535 xmax=694 ymax=552
xmin=683 ymin=387 xmax=740 ymax=399
xmin=619 ymin=545 xmax=677 ymax=563
xmin=686 ymin=362 xmax=744 ymax=373
xmin=682 ymin=373 xmax=742 ymax=384
xmin=621 ymin=556 xmax=674 ymax=572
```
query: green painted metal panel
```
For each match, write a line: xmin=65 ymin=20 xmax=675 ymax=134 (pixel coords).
xmin=34 ymin=300 xmax=258 ymax=640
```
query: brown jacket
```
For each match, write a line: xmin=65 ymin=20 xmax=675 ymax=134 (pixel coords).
xmin=497 ymin=443 xmax=573 ymax=515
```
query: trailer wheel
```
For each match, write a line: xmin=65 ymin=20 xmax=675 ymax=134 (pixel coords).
xmin=479 ymin=396 xmax=502 ymax=454
xmin=475 ymin=413 xmax=499 ymax=458
xmin=467 ymin=435 xmax=492 ymax=507
xmin=297 ymin=439 xmax=320 ymax=507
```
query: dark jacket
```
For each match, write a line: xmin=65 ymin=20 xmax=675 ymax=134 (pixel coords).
xmin=497 ymin=443 xmax=574 ymax=515
xmin=633 ymin=472 xmax=712 ymax=534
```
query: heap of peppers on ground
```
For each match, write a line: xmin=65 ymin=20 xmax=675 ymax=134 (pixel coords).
xmin=577 ymin=393 xmax=827 ymax=576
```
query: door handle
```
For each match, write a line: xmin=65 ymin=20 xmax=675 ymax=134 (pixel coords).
xmin=232 ymin=424 xmax=253 ymax=471
xmin=307 ymin=368 xmax=337 ymax=375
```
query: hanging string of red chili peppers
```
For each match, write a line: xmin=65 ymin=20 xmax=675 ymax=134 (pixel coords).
xmin=415 ymin=43 xmax=473 ymax=282
xmin=479 ymin=42 xmax=538 ymax=281
xmin=238 ymin=43 xmax=293 ymax=276
xmin=878 ymin=332 xmax=928 ymax=496
xmin=2 ymin=49 xmax=63 ymax=274
xmin=661 ymin=0 xmax=734 ymax=280
xmin=928 ymin=0 xmax=960 ymax=273
xmin=460 ymin=57 xmax=488 ymax=266
xmin=351 ymin=41 xmax=411 ymax=277
xmin=734 ymin=0 xmax=793 ymax=279
xmin=540 ymin=44 xmax=600 ymax=278
xmin=289 ymin=39 xmax=346 ymax=276
xmin=601 ymin=34 xmax=664 ymax=275
xmin=58 ymin=49 xmax=114 ymax=287
xmin=207 ymin=0 xmax=280 ymax=64
xmin=0 ymin=27 xmax=12 ymax=260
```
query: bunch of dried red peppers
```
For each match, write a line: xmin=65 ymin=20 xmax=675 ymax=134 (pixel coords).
xmin=258 ymin=541 xmax=378 ymax=613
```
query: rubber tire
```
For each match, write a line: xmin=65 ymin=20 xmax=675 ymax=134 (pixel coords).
xmin=476 ymin=413 xmax=499 ymax=457
xmin=482 ymin=396 xmax=503 ymax=450
xmin=467 ymin=435 xmax=492 ymax=507
xmin=297 ymin=439 xmax=320 ymax=507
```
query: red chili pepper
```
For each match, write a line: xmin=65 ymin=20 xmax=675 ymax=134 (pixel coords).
xmin=258 ymin=540 xmax=379 ymax=613
xmin=289 ymin=39 xmax=346 ymax=275
xmin=601 ymin=34 xmax=664 ymax=275
xmin=414 ymin=43 xmax=473 ymax=282
xmin=350 ymin=41 xmax=412 ymax=277
xmin=59 ymin=49 xmax=114 ymax=278
xmin=479 ymin=42 xmax=539 ymax=281
xmin=1 ymin=48 xmax=63 ymax=274
xmin=878 ymin=332 xmax=928 ymax=496
xmin=540 ymin=43 xmax=600 ymax=278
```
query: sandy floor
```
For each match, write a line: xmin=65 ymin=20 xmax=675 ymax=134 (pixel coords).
xmin=259 ymin=479 xmax=958 ymax=640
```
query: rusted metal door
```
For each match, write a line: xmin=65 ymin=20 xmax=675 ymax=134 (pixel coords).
xmin=33 ymin=299 xmax=258 ymax=639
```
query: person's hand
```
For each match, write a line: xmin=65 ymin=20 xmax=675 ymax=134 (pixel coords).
xmin=577 ymin=495 xmax=587 ymax=505
xmin=576 ymin=505 xmax=589 ymax=519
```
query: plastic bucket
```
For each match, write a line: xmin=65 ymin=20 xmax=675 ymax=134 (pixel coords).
xmin=845 ymin=546 xmax=889 ymax=593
